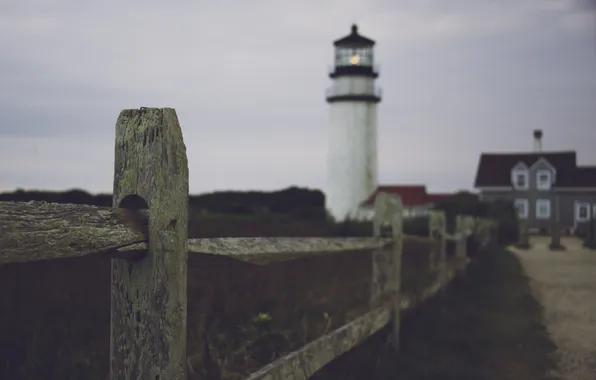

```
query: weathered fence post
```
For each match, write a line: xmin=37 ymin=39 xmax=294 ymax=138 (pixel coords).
xmin=371 ymin=193 xmax=388 ymax=309
xmin=372 ymin=192 xmax=388 ymax=238
xmin=371 ymin=192 xmax=403 ymax=350
xmin=428 ymin=210 xmax=446 ymax=279
xmin=455 ymin=215 xmax=466 ymax=259
xmin=388 ymin=197 xmax=403 ymax=350
xmin=110 ymin=108 xmax=189 ymax=379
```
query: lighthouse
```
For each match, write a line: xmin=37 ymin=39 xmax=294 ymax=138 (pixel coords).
xmin=325 ymin=24 xmax=381 ymax=221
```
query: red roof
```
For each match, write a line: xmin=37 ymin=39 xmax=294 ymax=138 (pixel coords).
xmin=361 ymin=185 xmax=454 ymax=207
xmin=361 ymin=185 xmax=456 ymax=207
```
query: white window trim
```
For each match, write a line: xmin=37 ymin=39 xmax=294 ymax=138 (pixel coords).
xmin=529 ymin=157 xmax=556 ymax=172
xmin=536 ymin=199 xmax=551 ymax=219
xmin=515 ymin=199 xmax=529 ymax=219
xmin=512 ymin=169 xmax=529 ymax=190
xmin=576 ymin=202 xmax=591 ymax=222
xmin=536 ymin=170 xmax=553 ymax=190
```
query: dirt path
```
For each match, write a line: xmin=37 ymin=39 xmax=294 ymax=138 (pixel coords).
xmin=510 ymin=237 xmax=596 ymax=380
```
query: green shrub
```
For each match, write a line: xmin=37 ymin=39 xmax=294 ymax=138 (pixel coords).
xmin=332 ymin=218 xmax=372 ymax=237
xmin=433 ymin=192 xmax=518 ymax=246
xmin=403 ymin=216 xmax=429 ymax=237
xmin=485 ymin=200 xmax=518 ymax=245
xmin=330 ymin=216 xmax=430 ymax=238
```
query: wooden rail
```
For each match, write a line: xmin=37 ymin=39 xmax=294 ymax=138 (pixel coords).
xmin=0 ymin=202 xmax=149 ymax=264
xmin=0 ymin=107 xmax=495 ymax=379
xmin=244 ymin=306 xmax=391 ymax=380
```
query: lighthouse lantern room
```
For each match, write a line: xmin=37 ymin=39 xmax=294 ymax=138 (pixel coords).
xmin=325 ymin=24 xmax=381 ymax=221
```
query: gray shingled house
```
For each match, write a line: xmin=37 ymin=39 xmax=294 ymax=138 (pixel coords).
xmin=473 ymin=130 xmax=596 ymax=233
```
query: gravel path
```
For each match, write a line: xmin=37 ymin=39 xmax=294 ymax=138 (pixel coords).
xmin=510 ymin=237 xmax=596 ymax=380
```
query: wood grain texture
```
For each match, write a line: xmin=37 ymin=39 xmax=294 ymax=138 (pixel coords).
xmin=110 ymin=237 xmax=392 ymax=266
xmin=244 ymin=306 xmax=391 ymax=380
xmin=110 ymin=107 xmax=189 ymax=380
xmin=0 ymin=201 xmax=148 ymax=264
xmin=188 ymin=237 xmax=391 ymax=262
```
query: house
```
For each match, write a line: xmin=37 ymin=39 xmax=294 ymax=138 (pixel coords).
xmin=473 ymin=130 xmax=596 ymax=232
xmin=355 ymin=185 xmax=455 ymax=220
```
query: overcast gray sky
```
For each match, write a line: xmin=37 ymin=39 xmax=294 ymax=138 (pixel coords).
xmin=1 ymin=0 xmax=595 ymax=195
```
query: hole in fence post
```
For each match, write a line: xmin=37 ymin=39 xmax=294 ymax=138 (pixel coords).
xmin=113 ymin=194 xmax=150 ymax=261
xmin=119 ymin=194 xmax=149 ymax=210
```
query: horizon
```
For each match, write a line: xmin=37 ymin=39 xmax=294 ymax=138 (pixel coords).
xmin=2 ymin=1 xmax=595 ymax=195
xmin=0 ymin=184 xmax=478 ymax=197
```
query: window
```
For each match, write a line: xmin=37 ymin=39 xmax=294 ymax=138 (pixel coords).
xmin=335 ymin=47 xmax=373 ymax=66
xmin=536 ymin=199 xmax=551 ymax=219
xmin=512 ymin=169 xmax=529 ymax=189
xmin=536 ymin=170 xmax=552 ymax=190
xmin=576 ymin=202 xmax=591 ymax=222
xmin=514 ymin=199 xmax=529 ymax=219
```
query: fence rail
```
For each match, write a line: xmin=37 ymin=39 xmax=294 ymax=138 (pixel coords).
xmin=0 ymin=107 xmax=496 ymax=380
xmin=0 ymin=201 xmax=149 ymax=264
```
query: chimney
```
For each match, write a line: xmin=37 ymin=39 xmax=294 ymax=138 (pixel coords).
xmin=533 ymin=129 xmax=543 ymax=152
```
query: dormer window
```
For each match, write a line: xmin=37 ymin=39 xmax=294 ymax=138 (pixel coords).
xmin=511 ymin=165 xmax=529 ymax=190
xmin=536 ymin=170 xmax=553 ymax=190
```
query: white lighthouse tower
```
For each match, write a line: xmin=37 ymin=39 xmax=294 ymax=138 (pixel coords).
xmin=325 ymin=24 xmax=381 ymax=221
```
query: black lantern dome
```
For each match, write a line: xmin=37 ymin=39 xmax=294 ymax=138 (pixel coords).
xmin=329 ymin=24 xmax=378 ymax=79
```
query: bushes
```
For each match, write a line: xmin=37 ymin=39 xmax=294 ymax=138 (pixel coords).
xmin=485 ymin=200 xmax=519 ymax=245
xmin=433 ymin=192 xmax=518 ymax=246
xmin=403 ymin=216 xmax=429 ymax=237
xmin=0 ymin=187 xmax=329 ymax=222
xmin=333 ymin=219 xmax=372 ymax=237
xmin=0 ymin=188 xmax=112 ymax=206
xmin=188 ymin=187 xmax=327 ymax=220
xmin=331 ymin=216 xmax=429 ymax=238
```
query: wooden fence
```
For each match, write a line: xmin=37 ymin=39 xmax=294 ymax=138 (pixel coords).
xmin=0 ymin=108 xmax=496 ymax=380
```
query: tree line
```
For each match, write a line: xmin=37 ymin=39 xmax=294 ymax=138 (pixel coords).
xmin=0 ymin=187 xmax=327 ymax=220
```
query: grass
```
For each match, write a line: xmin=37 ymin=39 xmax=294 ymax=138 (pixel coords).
xmin=186 ymin=250 xmax=373 ymax=380
xmin=186 ymin=235 xmax=437 ymax=380
xmin=0 ymin=215 xmax=439 ymax=380
xmin=311 ymin=246 xmax=559 ymax=380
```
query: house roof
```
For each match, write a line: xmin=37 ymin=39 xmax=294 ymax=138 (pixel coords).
xmin=361 ymin=185 xmax=454 ymax=207
xmin=559 ymin=166 xmax=596 ymax=187
xmin=473 ymin=151 xmax=583 ymax=187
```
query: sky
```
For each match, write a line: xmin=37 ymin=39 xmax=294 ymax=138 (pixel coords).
xmin=1 ymin=0 xmax=595 ymax=195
